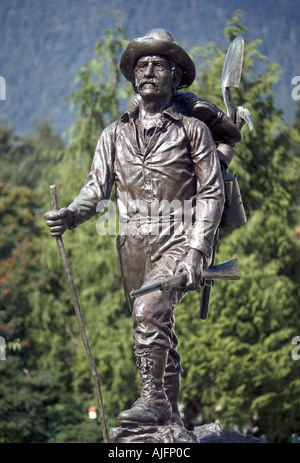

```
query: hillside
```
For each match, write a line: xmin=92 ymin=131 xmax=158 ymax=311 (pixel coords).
xmin=0 ymin=0 xmax=299 ymax=138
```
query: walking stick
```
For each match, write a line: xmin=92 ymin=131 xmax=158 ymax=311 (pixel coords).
xmin=49 ymin=184 xmax=109 ymax=443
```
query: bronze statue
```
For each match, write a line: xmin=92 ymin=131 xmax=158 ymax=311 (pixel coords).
xmin=45 ymin=29 xmax=249 ymax=429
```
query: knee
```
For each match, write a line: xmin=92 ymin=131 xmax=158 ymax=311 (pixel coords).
xmin=133 ymin=297 xmax=153 ymax=324
xmin=133 ymin=295 xmax=173 ymax=326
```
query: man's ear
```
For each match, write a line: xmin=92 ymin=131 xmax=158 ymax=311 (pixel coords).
xmin=172 ymin=67 xmax=182 ymax=91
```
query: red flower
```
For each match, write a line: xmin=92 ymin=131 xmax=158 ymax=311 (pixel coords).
xmin=4 ymin=289 xmax=10 ymax=296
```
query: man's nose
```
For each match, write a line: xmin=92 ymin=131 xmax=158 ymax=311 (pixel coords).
xmin=144 ymin=62 xmax=154 ymax=76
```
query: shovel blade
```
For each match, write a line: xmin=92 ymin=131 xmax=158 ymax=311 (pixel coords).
xmin=221 ymin=36 xmax=244 ymax=89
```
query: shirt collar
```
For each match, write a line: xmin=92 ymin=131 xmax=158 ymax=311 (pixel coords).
xmin=120 ymin=99 xmax=181 ymax=123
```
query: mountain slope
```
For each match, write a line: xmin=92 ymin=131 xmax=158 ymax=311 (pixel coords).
xmin=0 ymin=0 xmax=298 ymax=136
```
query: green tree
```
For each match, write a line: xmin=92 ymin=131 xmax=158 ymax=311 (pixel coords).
xmin=0 ymin=181 xmax=102 ymax=442
xmin=0 ymin=120 xmax=65 ymax=190
xmin=176 ymin=11 xmax=300 ymax=442
xmin=66 ymin=14 xmax=133 ymax=159
xmin=0 ymin=183 xmax=60 ymax=442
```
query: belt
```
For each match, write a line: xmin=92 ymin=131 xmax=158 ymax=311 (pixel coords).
xmin=125 ymin=216 xmax=183 ymax=227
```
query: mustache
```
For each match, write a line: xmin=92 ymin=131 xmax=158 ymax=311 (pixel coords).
xmin=137 ymin=78 xmax=160 ymax=90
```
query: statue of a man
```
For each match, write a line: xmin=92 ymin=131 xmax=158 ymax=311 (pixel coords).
xmin=45 ymin=29 xmax=235 ymax=428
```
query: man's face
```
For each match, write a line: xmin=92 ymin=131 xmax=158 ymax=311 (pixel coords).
xmin=134 ymin=54 xmax=175 ymax=100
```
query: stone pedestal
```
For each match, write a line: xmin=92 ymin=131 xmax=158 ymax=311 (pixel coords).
xmin=110 ymin=422 xmax=262 ymax=444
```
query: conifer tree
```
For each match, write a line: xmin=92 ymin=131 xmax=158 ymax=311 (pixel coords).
xmin=0 ymin=120 xmax=65 ymax=190
xmin=0 ymin=183 xmax=67 ymax=442
xmin=0 ymin=121 xmax=102 ymax=441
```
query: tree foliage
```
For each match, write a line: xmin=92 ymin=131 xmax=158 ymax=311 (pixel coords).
xmin=66 ymin=14 xmax=134 ymax=159
xmin=0 ymin=120 xmax=65 ymax=190
xmin=0 ymin=184 xmax=63 ymax=442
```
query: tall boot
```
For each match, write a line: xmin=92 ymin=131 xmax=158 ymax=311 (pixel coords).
xmin=118 ymin=347 xmax=172 ymax=427
xmin=164 ymin=372 xmax=184 ymax=426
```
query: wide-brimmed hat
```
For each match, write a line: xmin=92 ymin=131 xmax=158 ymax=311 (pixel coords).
xmin=120 ymin=28 xmax=196 ymax=88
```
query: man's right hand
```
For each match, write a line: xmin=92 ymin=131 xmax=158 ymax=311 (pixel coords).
xmin=44 ymin=208 xmax=74 ymax=237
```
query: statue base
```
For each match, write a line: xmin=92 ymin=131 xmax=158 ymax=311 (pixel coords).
xmin=110 ymin=422 xmax=262 ymax=444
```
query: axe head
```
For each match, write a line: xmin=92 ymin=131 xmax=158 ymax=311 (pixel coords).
xmin=221 ymin=36 xmax=244 ymax=89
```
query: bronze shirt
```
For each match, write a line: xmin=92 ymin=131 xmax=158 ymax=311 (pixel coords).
xmin=68 ymin=101 xmax=224 ymax=259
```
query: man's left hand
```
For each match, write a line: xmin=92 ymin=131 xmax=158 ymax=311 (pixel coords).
xmin=176 ymin=249 xmax=203 ymax=291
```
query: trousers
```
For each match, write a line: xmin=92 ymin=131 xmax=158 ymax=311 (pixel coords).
xmin=117 ymin=220 xmax=189 ymax=374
